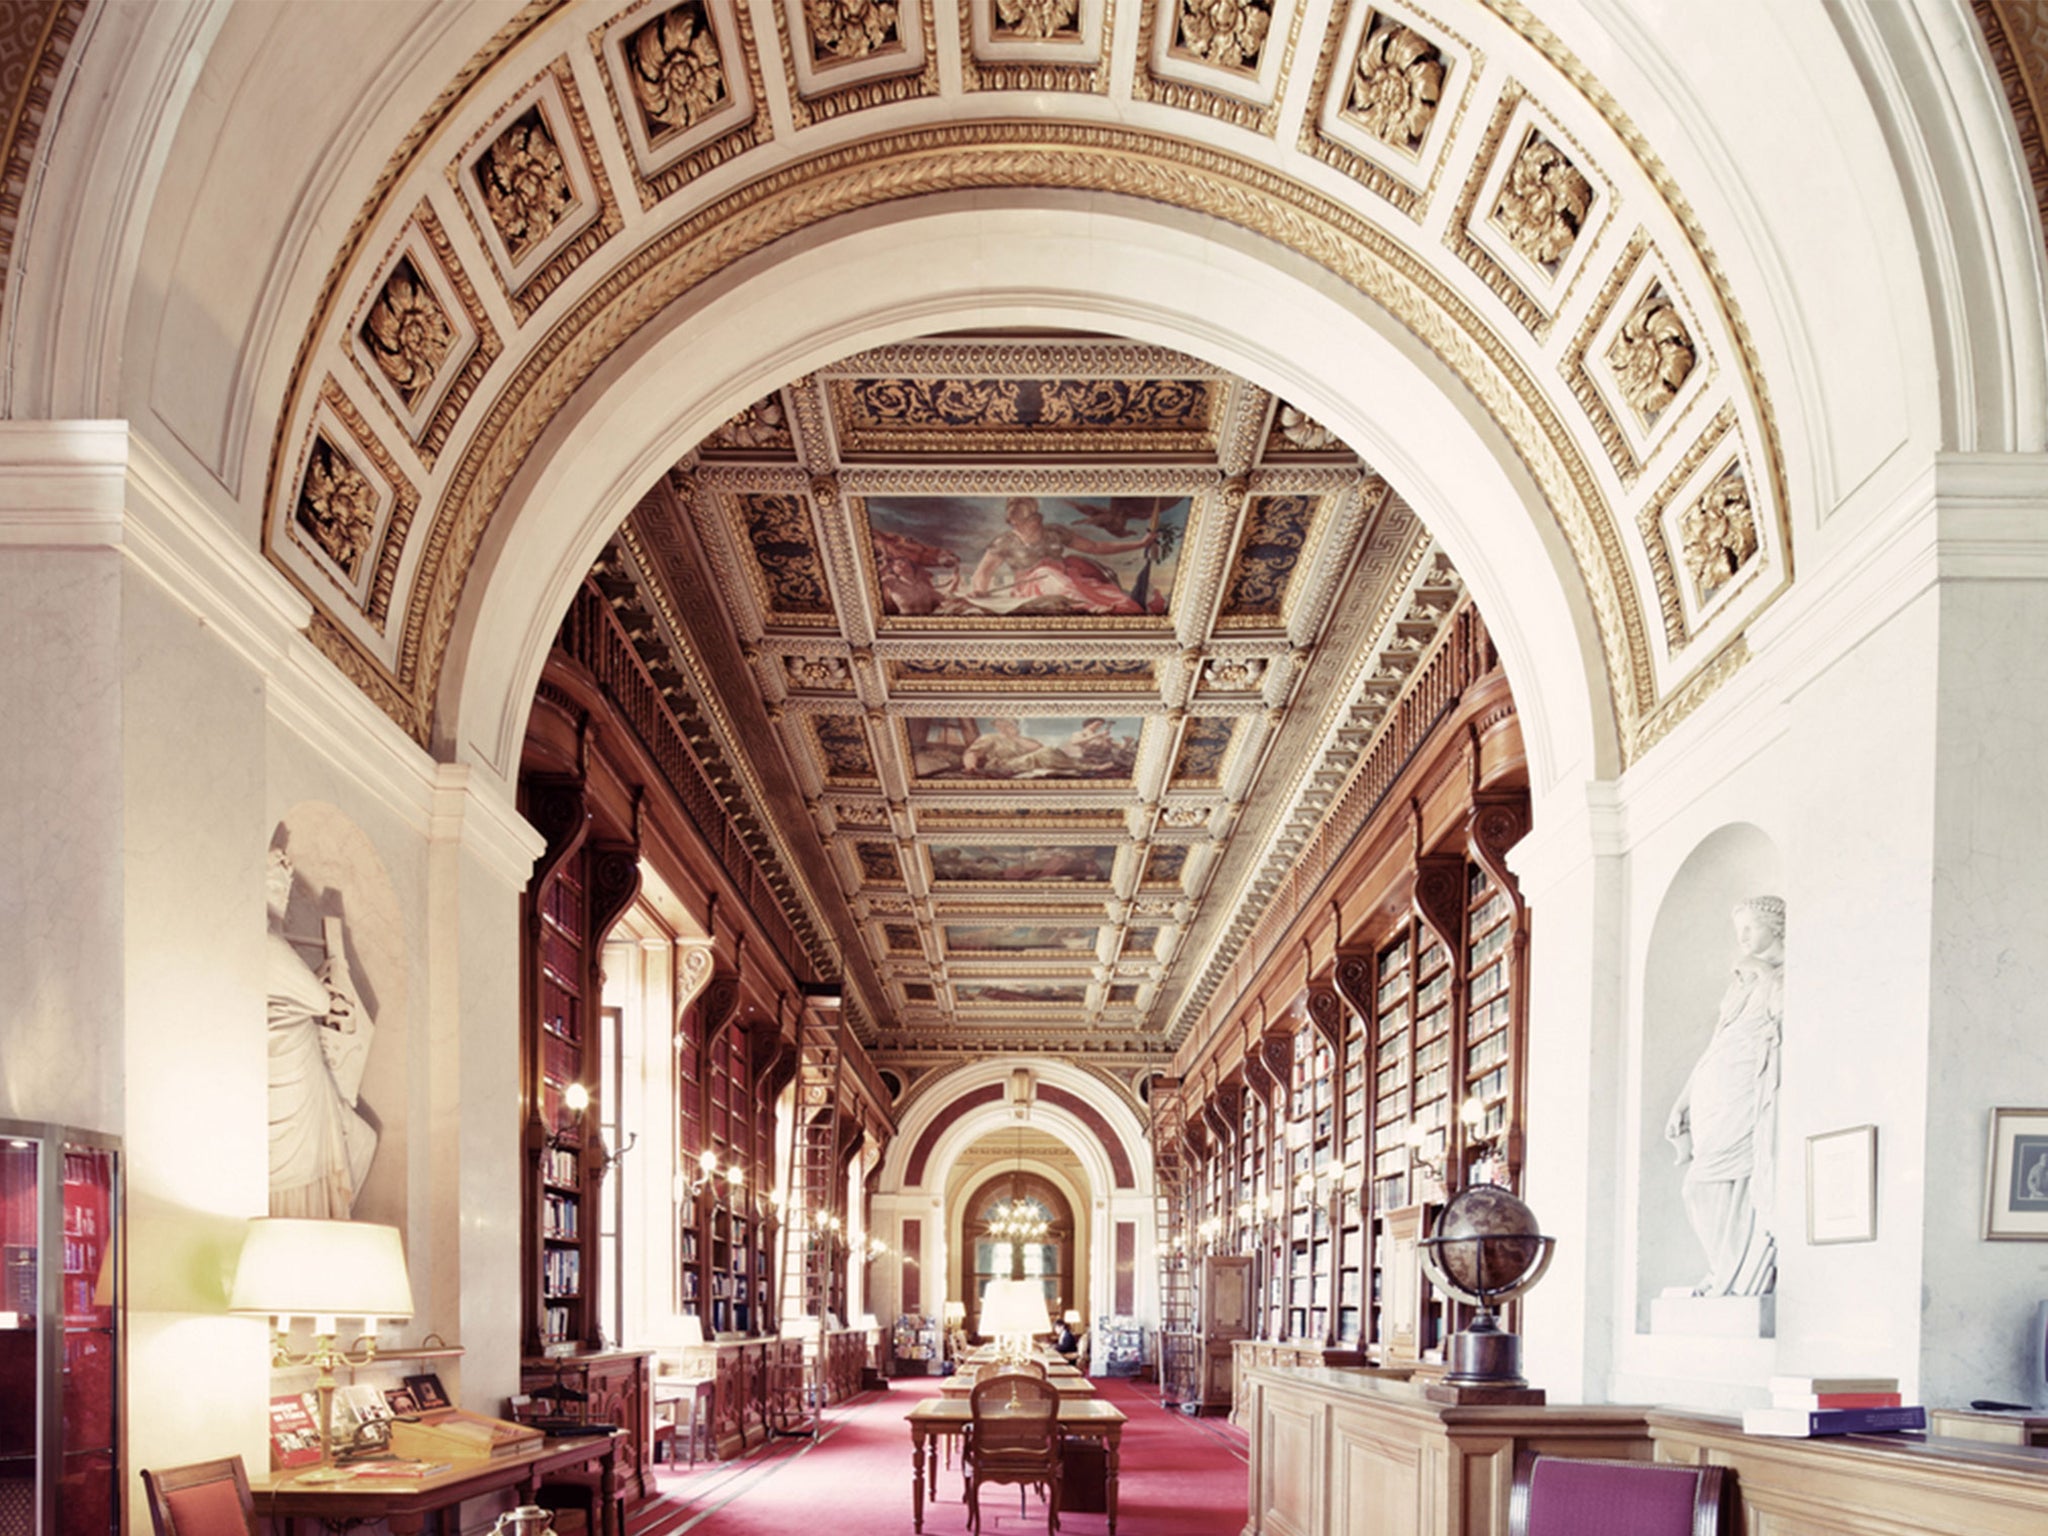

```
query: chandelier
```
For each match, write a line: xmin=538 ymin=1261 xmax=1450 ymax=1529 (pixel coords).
xmin=988 ymin=1126 xmax=1053 ymax=1242
xmin=988 ymin=1199 xmax=1050 ymax=1242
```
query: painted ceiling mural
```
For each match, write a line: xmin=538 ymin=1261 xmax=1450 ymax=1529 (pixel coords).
xmin=597 ymin=333 xmax=1463 ymax=1058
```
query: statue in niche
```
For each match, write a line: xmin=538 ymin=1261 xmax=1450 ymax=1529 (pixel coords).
xmin=266 ymin=845 xmax=378 ymax=1216
xmin=1664 ymin=895 xmax=1785 ymax=1297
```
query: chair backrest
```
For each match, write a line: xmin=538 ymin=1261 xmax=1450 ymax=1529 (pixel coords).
xmin=1509 ymin=1452 xmax=1727 ymax=1536
xmin=968 ymin=1373 xmax=1060 ymax=1460
xmin=1011 ymin=1358 xmax=1049 ymax=1379
xmin=142 ymin=1457 xmax=257 ymax=1536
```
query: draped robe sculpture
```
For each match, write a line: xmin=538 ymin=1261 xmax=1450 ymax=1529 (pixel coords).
xmin=1665 ymin=896 xmax=1785 ymax=1297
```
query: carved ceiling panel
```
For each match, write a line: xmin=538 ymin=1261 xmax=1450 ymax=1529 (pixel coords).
xmin=596 ymin=331 xmax=1462 ymax=1062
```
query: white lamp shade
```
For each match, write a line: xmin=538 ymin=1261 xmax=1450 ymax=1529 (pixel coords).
xmin=979 ymin=1279 xmax=1053 ymax=1338
xmin=943 ymin=1300 xmax=967 ymax=1323
xmin=229 ymin=1218 xmax=415 ymax=1325
xmin=678 ymin=1314 xmax=706 ymax=1348
xmin=1062 ymin=1309 xmax=1081 ymax=1325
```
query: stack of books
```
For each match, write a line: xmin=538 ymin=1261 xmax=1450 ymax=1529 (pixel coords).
xmin=1741 ymin=1375 xmax=1925 ymax=1437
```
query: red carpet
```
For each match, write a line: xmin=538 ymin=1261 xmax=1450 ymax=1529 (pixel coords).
xmin=629 ymin=1378 xmax=1248 ymax=1536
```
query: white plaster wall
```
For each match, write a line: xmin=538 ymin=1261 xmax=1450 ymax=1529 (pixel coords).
xmin=0 ymin=542 xmax=123 ymax=1130
xmin=1769 ymin=589 xmax=1938 ymax=1399
xmin=1596 ymin=581 xmax=1941 ymax=1410
xmin=1922 ymin=562 xmax=2048 ymax=1407
xmin=430 ymin=776 xmax=531 ymax=1416
xmin=120 ymin=561 xmax=274 ymax=1496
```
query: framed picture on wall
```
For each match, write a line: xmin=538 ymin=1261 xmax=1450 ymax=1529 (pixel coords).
xmin=1805 ymin=1124 xmax=1877 ymax=1244
xmin=1984 ymin=1107 xmax=2048 ymax=1240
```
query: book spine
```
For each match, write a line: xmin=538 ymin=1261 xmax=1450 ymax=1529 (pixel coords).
xmin=1807 ymin=1405 xmax=1926 ymax=1435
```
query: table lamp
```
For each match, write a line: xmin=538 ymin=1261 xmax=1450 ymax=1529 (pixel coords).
xmin=229 ymin=1217 xmax=415 ymax=1478
xmin=978 ymin=1279 xmax=1053 ymax=1366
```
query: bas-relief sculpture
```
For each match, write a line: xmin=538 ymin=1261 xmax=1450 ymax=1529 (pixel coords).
xmin=266 ymin=843 xmax=378 ymax=1217
xmin=1664 ymin=895 xmax=1785 ymax=1298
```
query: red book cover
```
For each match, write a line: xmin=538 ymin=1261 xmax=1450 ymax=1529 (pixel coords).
xmin=269 ymin=1394 xmax=323 ymax=1469
xmin=1772 ymin=1391 xmax=1903 ymax=1410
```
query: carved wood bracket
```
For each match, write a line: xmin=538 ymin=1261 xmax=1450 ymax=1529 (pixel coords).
xmin=1471 ymin=789 xmax=1531 ymax=910
xmin=1305 ymin=983 xmax=1342 ymax=1049
xmin=1332 ymin=949 xmax=1374 ymax=1026
xmin=526 ymin=776 xmax=590 ymax=899
xmin=1412 ymin=851 xmax=1466 ymax=959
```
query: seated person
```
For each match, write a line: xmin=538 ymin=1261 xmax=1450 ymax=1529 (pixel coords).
xmin=1054 ymin=1319 xmax=1080 ymax=1362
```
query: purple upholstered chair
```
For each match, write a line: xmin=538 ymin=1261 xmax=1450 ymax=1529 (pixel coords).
xmin=1508 ymin=1452 xmax=1728 ymax=1536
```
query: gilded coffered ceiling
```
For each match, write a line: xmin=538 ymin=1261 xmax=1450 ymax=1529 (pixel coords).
xmin=587 ymin=331 xmax=1463 ymax=1055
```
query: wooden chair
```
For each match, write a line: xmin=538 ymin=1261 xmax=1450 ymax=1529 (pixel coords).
xmin=1508 ymin=1452 xmax=1728 ymax=1536
xmin=964 ymin=1373 xmax=1062 ymax=1534
xmin=142 ymin=1457 xmax=257 ymax=1536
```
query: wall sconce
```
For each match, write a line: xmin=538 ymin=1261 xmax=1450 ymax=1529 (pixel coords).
xmin=865 ymin=1236 xmax=888 ymax=1260
xmin=548 ymin=1081 xmax=636 ymax=1169
xmin=680 ymin=1146 xmax=744 ymax=1201
xmin=1407 ymin=1121 xmax=1447 ymax=1193
xmin=1460 ymin=1094 xmax=1508 ymax=1187
xmin=229 ymin=1218 xmax=414 ymax=1479
xmin=546 ymin=1081 xmax=589 ymax=1152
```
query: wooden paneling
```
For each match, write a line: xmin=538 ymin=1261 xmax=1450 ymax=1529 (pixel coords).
xmin=522 ymin=1350 xmax=654 ymax=1502
xmin=1651 ymin=1411 xmax=2048 ymax=1536
xmin=1242 ymin=1366 xmax=1654 ymax=1536
xmin=1255 ymin=1393 xmax=1324 ymax=1536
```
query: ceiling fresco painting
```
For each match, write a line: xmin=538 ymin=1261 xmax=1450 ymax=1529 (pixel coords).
xmin=594 ymin=332 xmax=1475 ymax=1063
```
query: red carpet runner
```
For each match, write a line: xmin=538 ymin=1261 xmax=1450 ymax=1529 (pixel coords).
xmin=628 ymin=1377 xmax=1249 ymax=1536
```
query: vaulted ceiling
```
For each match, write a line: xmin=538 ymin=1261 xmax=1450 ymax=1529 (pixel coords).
xmin=585 ymin=330 xmax=1470 ymax=1060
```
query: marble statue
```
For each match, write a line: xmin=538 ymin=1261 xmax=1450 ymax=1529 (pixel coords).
xmin=266 ymin=846 xmax=378 ymax=1216
xmin=1664 ymin=895 xmax=1785 ymax=1297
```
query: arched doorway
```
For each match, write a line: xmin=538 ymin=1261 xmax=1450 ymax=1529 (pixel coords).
xmin=965 ymin=1170 xmax=1074 ymax=1340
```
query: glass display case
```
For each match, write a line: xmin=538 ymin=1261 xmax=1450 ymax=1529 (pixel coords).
xmin=0 ymin=1120 xmax=123 ymax=1536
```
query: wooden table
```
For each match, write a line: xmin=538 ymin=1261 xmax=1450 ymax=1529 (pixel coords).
xmin=941 ymin=1373 xmax=1096 ymax=1397
xmin=252 ymin=1432 xmax=623 ymax=1536
xmin=653 ymin=1375 xmax=717 ymax=1465
xmin=906 ymin=1398 xmax=1127 ymax=1535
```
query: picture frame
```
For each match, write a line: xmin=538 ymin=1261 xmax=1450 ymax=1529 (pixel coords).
xmin=1805 ymin=1123 xmax=1877 ymax=1244
xmin=402 ymin=1372 xmax=451 ymax=1411
xmin=1984 ymin=1106 xmax=2048 ymax=1240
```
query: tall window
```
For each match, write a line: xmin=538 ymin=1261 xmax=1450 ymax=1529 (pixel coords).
xmin=967 ymin=1172 xmax=1073 ymax=1336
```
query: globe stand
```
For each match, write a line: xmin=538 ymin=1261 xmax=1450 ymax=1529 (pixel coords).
xmin=1444 ymin=1302 xmax=1523 ymax=1386
xmin=1415 ymin=1192 xmax=1557 ymax=1406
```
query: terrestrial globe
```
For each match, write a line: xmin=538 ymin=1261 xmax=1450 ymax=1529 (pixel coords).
xmin=1416 ymin=1183 xmax=1556 ymax=1389
xmin=1425 ymin=1183 xmax=1551 ymax=1303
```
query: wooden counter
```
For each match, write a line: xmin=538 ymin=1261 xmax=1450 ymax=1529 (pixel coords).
xmin=1650 ymin=1410 xmax=2048 ymax=1535
xmin=1241 ymin=1366 xmax=1651 ymax=1536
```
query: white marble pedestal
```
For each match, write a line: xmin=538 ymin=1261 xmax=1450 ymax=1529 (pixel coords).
xmin=1649 ymin=1293 xmax=1775 ymax=1338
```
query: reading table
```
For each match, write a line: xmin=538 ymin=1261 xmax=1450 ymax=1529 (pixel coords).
xmin=251 ymin=1431 xmax=623 ymax=1536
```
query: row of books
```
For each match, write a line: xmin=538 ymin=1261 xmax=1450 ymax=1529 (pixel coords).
xmin=1741 ymin=1375 xmax=1924 ymax=1438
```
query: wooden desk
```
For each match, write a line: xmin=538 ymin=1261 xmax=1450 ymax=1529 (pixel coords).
xmin=653 ymin=1376 xmax=716 ymax=1465
xmin=906 ymin=1398 xmax=1127 ymax=1536
xmin=941 ymin=1374 xmax=1096 ymax=1397
xmin=252 ymin=1433 xmax=623 ymax=1536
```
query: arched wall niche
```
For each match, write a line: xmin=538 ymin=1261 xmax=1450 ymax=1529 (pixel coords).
xmin=953 ymin=1159 xmax=1089 ymax=1328
xmin=1634 ymin=821 xmax=1784 ymax=1322
xmin=878 ymin=1056 xmax=1152 ymax=1203
xmin=447 ymin=195 xmax=1612 ymax=811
